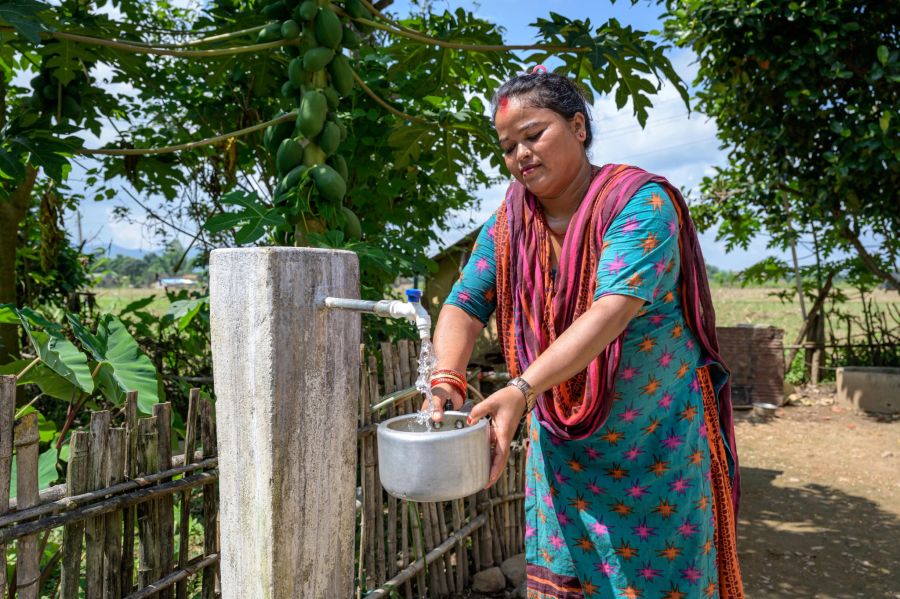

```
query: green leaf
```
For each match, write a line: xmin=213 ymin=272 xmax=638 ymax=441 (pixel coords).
xmin=879 ymin=112 xmax=891 ymax=134
xmin=203 ymin=190 xmax=285 ymax=245
xmin=10 ymin=446 xmax=59 ymax=499
xmin=0 ymin=359 xmax=81 ymax=400
xmin=0 ymin=0 xmax=52 ymax=43
xmin=17 ymin=311 xmax=94 ymax=393
xmin=90 ymin=314 xmax=161 ymax=414
xmin=877 ymin=45 xmax=888 ymax=66
xmin=166 ymin=296 xmax=208 ymax=331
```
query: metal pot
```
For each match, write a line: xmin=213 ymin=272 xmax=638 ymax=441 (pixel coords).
xmin=376 ymin=412 xmax=490 ymax=502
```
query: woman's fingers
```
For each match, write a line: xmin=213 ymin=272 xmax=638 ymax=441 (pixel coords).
xmin=425 ymin=385 xmax=462 ymax=423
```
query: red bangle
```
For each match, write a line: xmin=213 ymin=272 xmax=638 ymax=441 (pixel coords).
xmin=430 ymin=377 xmax=466 ymax=399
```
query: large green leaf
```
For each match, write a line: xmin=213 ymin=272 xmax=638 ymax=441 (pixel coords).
xmin=69 ymin=314 xmax=160 ymax=413
xmin=0 ymin=0 xmax=53 ymax=43
xmin=204 ymin=190 xmax=286 ymax=245
xmin=17 ymin=311 xmax=94 ymax=394
xmin=0 ymin=359 xmax=81 ymax=400
xmin=9 ymin=447 xmax=59 ymax=499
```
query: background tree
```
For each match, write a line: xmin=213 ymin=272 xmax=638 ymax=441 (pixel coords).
xmin=662 ymin=0 xmax=899 ymax=292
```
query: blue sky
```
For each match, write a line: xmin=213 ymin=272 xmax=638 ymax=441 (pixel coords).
xmin=61 ymin=0 xmax=791 ymax=270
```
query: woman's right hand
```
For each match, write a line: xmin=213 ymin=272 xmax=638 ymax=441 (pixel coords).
xmin=422 ymin=383 xmax=464 ymax=423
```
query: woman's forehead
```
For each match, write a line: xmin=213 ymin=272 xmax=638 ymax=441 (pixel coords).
xmin=495 ymin=99 xmax=557 ymax=139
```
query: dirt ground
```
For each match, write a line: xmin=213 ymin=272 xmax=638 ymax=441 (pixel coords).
xmin=735 ymin=385 xmax=900 ymax=598
xmin=461 ymin=384 xmax=900 ymax=598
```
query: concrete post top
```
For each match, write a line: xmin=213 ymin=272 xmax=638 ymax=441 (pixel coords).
xmin=210 ymin=247 xmax=358 ymax=259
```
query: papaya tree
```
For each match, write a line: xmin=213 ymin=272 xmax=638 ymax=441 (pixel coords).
xmin=2 ymin=0 xmax=689 ymax=357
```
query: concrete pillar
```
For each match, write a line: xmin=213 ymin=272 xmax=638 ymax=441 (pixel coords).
xmin=210 ymin=247 xmax=360 ymax=599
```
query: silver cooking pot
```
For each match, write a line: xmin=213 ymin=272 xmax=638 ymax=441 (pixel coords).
xmin=376 ymin=412 xmax=490 ymax=502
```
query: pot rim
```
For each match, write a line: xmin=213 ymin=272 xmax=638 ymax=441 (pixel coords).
xmin=377 ymin=411 xmax=488 ymax=441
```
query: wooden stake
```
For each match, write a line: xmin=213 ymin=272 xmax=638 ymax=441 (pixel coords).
xmin=60 ymin=430 xmax=90 ymax=599
xmin=14 ymin=412 xmax=40 ymax=599
xmin=122 ymin=391 xmax=139 ymax=595
xmin=200 ymin=399 xmax=219 ymax=599
xmin=176 ymin=390 xmax=199 ymax=599
xmin=153 ymin=403 xmax=175 ymax=599
xmin=136 ymin=417 xmax=160 ymax=596
xmin=85 ymin=410 xmax=111 ymax=599
xmin=104 ymin=428 xmax=126 ymax=598
xmin=0 ymin=376 xmax=15 ymax=598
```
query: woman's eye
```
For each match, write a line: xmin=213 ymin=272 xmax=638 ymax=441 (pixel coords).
xmin=527 ymin=130 xmax=544 ymax=142
xmin=503 ymin=145 xmax=515 ymax=155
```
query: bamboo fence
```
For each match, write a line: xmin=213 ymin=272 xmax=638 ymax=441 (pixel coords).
xmin=356 ymin=340 xmax=526 ymax=599
xmin=0 ymin=378 xmax=220 ymax=599
xmin=1 ymin=338 xmax=524 ymax=599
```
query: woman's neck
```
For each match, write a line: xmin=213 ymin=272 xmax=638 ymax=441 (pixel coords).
xmin=537 ymin=159 xmax=594 ymax=227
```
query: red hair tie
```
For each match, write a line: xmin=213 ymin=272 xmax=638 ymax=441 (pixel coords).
xmin=532 ymin=65 xmax=548 ymax=74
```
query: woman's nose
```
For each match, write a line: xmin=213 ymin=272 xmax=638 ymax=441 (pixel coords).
xmin=516 ymin=143 xmax=532 ymax=163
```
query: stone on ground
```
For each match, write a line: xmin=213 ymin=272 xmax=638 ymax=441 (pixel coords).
xmin=472 ymin=566 xmax=506 ymax=594
xmin=501 ymin=553 xmax=526 ymax=588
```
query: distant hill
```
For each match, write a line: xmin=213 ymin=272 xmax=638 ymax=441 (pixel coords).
xmin=86 ymin=243 xmax=153 ymax=258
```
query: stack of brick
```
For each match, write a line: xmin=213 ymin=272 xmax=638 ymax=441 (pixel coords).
xmin=716 ymin=325 xmax=785 ymax=408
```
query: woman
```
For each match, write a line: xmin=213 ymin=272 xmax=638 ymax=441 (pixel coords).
xmin=423 ymin=68 xmax=744 ymax=599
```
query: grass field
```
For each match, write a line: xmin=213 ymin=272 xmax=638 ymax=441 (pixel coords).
xmin=91 ymin=285 xmax=898 ymax=345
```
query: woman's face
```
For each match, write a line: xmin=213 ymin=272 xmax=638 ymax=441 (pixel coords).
xmin=494 ymin=96 xmax=588 ymax=199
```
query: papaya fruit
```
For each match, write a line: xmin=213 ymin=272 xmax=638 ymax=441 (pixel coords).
xmin=281 ymin=19 xmax=301 ymax=39
xmin=288 ymin=57 xmax=306 ymax=88
xmin=297 ymin=89 xmax=327 ymax=137
xmin=41 ymin=84 xmax=56 ymax=101
xmin=318 ymin=121 xmax=341 ymax=155
xmin=281 ymin=80 xmax=295 ymax=98
xmin=314 ymin=8 xmax=342 ymax=49
xmin=323 ymin=86 xmax=339 ymax=110
xmin=297 ymin=0 xmax=318 ymax=20
xmin=341 ymin=26 xmax=360 ymax=49
xmin=328 ymin=54 xmax=354 ymax=96
xmin=266 ymin=117 xmax=296 ymax=153
xmin=277 ymin=138 xmax=305 ymax=175
xmin=30 ymin=74 xmax=46 ymax=90
xmin=341 ymin=206 xmax=362 ymax=240
xmin=329 ymin=154 xmax=349 ymax=181
xmin=277 ymin=164 xmax=308 ymax=194
xmin=303 ymin=47 xmax=334 ymax=71
xmin=344 ymin=0 xmax=366 ymax=19
xmin=336 ymin=120 xmax=347 ymax=142
xmin=261 ymin=0 xmax=289 ymax=19
xmin=257 ymin=23 xmax=283 ymax=43
xmin=311 ymin=164 xmax=347 ymax=203
xmin=303 ymin=142 xmax=327 ymax=167
xmin=60 ymin=95 xmax=82 ymax=120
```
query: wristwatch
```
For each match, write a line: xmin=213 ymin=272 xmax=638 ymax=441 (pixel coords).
xmin=507 ymin=376 xmax=537 ymax=412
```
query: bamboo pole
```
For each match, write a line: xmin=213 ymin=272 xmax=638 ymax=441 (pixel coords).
xmin=407 ymin=503 xmax=426 ymax=598
xmin=0 ymin=376 xmax=15 ymax=598
xmin=363 ymin=355 xmax=378 ymax=590
xmin=153 ymin=403 xmax=175 ymax=599
xmin=380 ymin=343 xmax=398 ymax=583
xmin=104 ymin=428 xmax=126 ymax=598
xmin=85 ymin=411 xmax=111 ymax=599
xmin=136 ymin=417 xmax=161 ymax=595
xmin=356 ymin=347 xmax=367 ymax=599
xmin=122 ymin=391 xmax=139 ymax=594
xmin=60 ymin=431 xmax=90 ymax=599
xmin=176 ymin=390 xmax=199 ymax=599
xmin=0 ymin=472 xmax=218 ymax=544
xmin=371 ymin=356 xmax=386 ymax=586
xmin=436 ymin=502 xmax=454 ymax=595
xmin=14 ymin=412 xmax=40 ymax=599
xmin=124 ymin=553 xmax=219 ymax=599
xmin=468 ymin=494 xmax=481 ymax=572
xmin=397 ymin=341 xmax=412 ymax=599
xmin=477 ymin=489 xmax=493 ymax=567
xmin=419 ymin=503 xmax=439 ymax=597
xmin=451 ymin=499 xmax=465 ymax=591
xmin=200 ymin=400 xmax=219 ymax=599
xmin=0 ymin=457 xmax=218 ymax=528
xmin=363 ymin=513 xmax=487 ymax=599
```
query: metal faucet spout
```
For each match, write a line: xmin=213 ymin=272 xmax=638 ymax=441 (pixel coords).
xmin=321 ymin=288 xmax=432 ymax=340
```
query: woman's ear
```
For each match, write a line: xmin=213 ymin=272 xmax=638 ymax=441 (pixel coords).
xmin=570 ymin=112 xmax=587 ymax=141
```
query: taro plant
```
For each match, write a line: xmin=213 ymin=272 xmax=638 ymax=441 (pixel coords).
xmin=0 ymin=304 xmax=161 ymax=493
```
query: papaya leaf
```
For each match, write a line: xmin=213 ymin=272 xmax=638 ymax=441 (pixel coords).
xmin=203 ymin=190 xmax=285 ymax=245
xmin=9 ymin=446 xmax=59 ymax=500
xmin=17 ymin=312 xmax=93 ymax=394
xmin=0 ymin=0 xmax=53 ymax=44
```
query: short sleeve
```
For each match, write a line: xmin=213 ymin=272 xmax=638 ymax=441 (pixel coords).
xmin=593 ymin=183 xmax=679 ymax=303
xmin=444 ymin=213 xmax=498 ymax=325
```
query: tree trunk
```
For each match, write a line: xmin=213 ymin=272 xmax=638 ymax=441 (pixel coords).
xmin=0 ymin=166 xmax=38 ymax=363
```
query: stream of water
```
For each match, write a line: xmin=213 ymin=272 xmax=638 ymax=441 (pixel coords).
xmin=413 ymin=338 xmax=438 ymax=430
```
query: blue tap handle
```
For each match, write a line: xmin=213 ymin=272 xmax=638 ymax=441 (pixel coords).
xmin=405 ymin=288 xmax=423 ymax=303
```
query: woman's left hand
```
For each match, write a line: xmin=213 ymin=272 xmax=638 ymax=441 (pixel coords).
xmin=466 ymin=385 xmax=527 ymax=488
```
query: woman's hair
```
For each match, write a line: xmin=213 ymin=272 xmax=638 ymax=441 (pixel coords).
xmin=490 ymin=71 xmax=593 ymax=148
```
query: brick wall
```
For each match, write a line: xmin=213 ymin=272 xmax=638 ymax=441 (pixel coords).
xmin=716 ymin=326 xmax=785 ymax=408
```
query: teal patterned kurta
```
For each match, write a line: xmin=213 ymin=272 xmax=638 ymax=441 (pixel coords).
xmin=445 ymin=183 xmax=720 ymax=598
